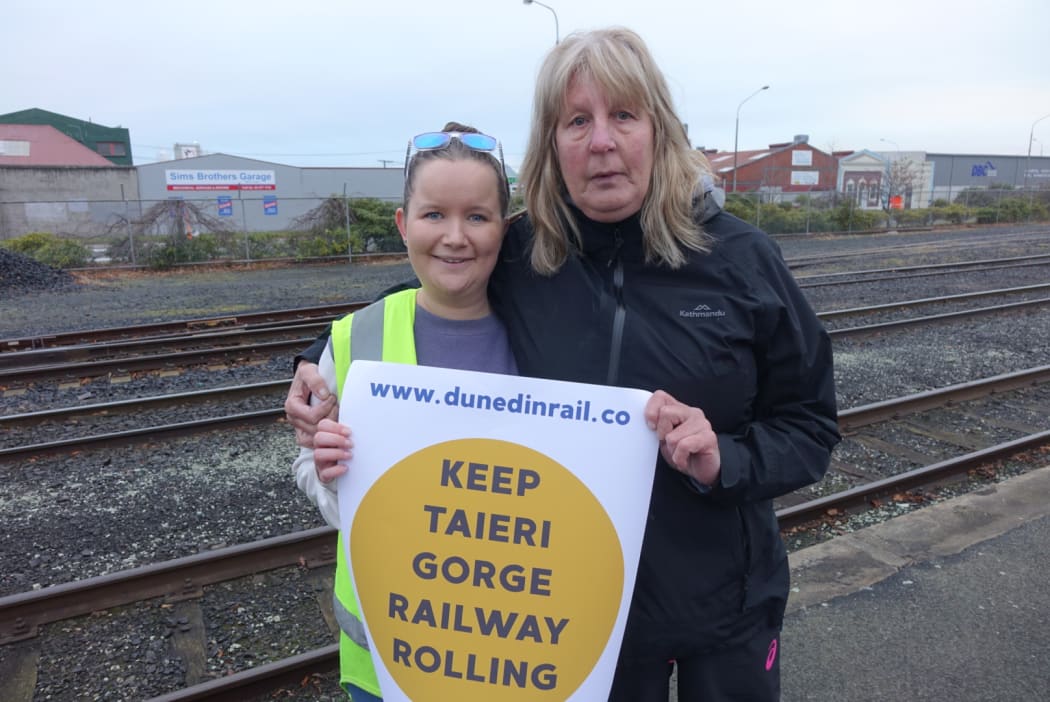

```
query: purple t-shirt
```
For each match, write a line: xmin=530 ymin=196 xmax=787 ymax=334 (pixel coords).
xmin=412 ymin=304 xmax=518 ymax=376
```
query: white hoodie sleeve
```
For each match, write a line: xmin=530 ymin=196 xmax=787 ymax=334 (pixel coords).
xmin=291 ymin=341 xmax=342 ymax=528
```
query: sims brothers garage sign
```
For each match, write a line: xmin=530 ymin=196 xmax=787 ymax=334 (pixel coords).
xmin=165 ymin=169 xmax=276 ymax=191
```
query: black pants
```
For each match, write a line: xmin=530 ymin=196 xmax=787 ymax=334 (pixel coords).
xmin=608 ymin=624 xmax=782 ymax=702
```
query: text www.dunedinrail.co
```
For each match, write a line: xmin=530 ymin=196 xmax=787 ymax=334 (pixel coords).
xmin=369 ymin=382 xmax=634 ymax=426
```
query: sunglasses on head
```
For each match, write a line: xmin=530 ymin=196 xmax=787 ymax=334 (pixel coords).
xmin=413 ymin=131 xmax=498 ymax=152
xmin=404 ymin=131 xmax=507 ymax=182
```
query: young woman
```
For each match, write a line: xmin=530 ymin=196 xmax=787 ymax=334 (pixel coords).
xmin=291 ymin=122 xmax=515 ymax=701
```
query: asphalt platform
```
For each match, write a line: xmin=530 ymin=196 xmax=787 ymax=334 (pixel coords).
xmin=779 ymin=466 xmax=1050 ymax=701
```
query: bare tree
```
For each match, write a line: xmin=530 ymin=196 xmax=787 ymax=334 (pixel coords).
xmin=880 ymin=157 xmax=922 ymax=217
xmin=105 ymin=200 xmax=238 ymax=265
xmin=290 ymin=196 xmax=355 ymax=234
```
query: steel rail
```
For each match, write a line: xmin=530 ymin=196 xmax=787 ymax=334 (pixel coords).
xmin=826 ymin=297 xmax=1050 ymax=338
xmin=816 ymin=283 xmax=1050 ymax=321
xmin=0 ymin=408 xmax=283 ymax=463
xmin=837 ymin=365 xmax=1050 ymax=432
xmin=0 ymin=301 xmax=366 ymax=352
xmin=775 ymin=430 xmax=1050 ymax=530
xmin=0 ymin=527 xmax=337 ymax=644
xmin=0 ymin=337 xmax=317 ymax=386
xmin=784 ymin=229 xmax=1050 ymax=268
xmin=793 ymin=251 xmax=1050 ymax=282
xmin=143 ymin=645 xmax=339 ymax=702
xmin=0 ymin=320 xmax=334 ymax=369
xmin=798 ymin=259 xmax=1050 ymax=289
xmin=0 ymin=380 xmax=290 ymax=429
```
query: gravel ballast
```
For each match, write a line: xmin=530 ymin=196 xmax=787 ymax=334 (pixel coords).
xmin=2 ymin=226 xmax=1049 ymax=700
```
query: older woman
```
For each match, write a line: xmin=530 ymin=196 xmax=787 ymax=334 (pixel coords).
xmin=288 ymin=27 xmax=839 ymax=701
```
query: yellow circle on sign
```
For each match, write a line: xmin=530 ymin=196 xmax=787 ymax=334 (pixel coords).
xmin=350 ymin=438 xmax=624 ymax=701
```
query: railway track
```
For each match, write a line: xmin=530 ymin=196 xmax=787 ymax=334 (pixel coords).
xmin=3 ymin=230 xmax=1049 ymax=700
xmin=0 ymin=302 xmax=364 ymax=353
xmin=3 ymin=295 xmax=1049 ymax=463
xmin=3 ymin=286 xmax=1049 ymax=392
xmin=782 ymin=227 xmax=1050 ymax=269
xmin=5 ymin=248 xmax=1048 ymax=356
xmin=795 ymin=253 xmax=1050 ymax=288
xmin=3 ymin=365 xmax=1048 ymax=699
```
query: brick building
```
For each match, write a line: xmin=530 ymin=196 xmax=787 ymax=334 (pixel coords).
xmin=703 ymin=135 xmax=838 ymax=198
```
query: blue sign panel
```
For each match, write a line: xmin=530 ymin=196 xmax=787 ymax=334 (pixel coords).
xmin=971 ymin=161 xmax=997 ymax=177
xmin=263 ymin=196 xmax=278 ymax=215
xmin=217 ymin=196 xmax=233 ymax=216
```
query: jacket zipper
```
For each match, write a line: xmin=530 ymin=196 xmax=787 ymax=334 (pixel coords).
xmin=737 ymin=507 xmax=752 ymax=611
xmin=606 ymin=229 xmax=626 ymax=385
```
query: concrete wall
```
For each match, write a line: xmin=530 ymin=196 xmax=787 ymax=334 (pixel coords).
xmin=0 ymin=166 xmax=139 ymax=239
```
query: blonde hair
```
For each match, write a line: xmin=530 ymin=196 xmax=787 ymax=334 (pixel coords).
xmin=520 ymin=27 xmax=713 ymax=275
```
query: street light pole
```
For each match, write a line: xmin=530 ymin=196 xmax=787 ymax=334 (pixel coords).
xmin=732 ymin=85 xmax=769 ymax=193
xmin=522 ymin=0 xmax=559 ymax=44
xmin=343 ymin=182 xmax=352 ymax=264
xmin=1024 ymin=112 xmax=1050 ymax=191
xmin=879 ymin=137 xmax=901 ymax=156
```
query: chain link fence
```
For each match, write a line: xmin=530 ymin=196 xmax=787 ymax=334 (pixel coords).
xmin=0 ymin=196 xmax=403 ymax=268
xmin=2 ymin=186 xmax=1048 ymax=268
xmin=722 ymin=185 xmax=1050 ymax=234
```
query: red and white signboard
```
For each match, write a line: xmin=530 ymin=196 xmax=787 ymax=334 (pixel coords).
xmin=165 ymin=169 xmax=276 ymax=191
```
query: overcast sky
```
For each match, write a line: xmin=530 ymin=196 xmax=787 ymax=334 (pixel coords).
xmin=5 ymin=0 xmax=1048 ymax=170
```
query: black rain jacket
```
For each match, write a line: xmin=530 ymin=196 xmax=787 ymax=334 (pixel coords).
xmin=487 ymin=195 xmax=840 ymax=659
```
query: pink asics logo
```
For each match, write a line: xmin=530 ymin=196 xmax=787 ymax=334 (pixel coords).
xmin=765 ymin=638 xmax=778 ymax=672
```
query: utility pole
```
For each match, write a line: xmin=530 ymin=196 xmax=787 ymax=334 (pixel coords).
xmin=732 ymin=85 xmax=769 ymax=193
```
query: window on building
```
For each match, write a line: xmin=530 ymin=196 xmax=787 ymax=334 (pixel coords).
xmin=96 ymin=142 xmax=127 ymax=157
xmin=0 ymin=139 xmax=31 ymax=157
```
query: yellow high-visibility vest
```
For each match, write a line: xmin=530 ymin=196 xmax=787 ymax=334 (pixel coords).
xmin=330 ymin=288 xmax=418 ymax=698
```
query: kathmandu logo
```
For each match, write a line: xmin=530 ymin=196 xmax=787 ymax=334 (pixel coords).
xmin=679 ymin=303 xmax=726 ymax=319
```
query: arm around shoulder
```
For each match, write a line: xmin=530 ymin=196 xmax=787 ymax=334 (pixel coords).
xmin=291 ymin=343 xmax=343 ymax=528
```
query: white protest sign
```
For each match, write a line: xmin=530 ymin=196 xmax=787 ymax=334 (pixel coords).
xmin=337 ymin=360 xmax=657 ymax=701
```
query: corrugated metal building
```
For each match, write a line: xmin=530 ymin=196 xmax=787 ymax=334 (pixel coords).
xmin=134 ymin=153 xmax=405 ymax=232
xmin=926 ymin=153 xmax=1050 ymax=202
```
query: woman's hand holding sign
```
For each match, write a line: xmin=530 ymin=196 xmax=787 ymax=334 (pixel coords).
xmin=645 ymin=390 xmax=721 ymax=488
xmin=314 ymin=418 xmax=353 ymax=484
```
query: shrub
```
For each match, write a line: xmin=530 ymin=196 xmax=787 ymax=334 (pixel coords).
xmin=146 ymin=232 xmax=224 ymax=269
xmin=1 ymin=232 xmax=89 ymax=268
xmin=893 ymin=209 xmax=930 ymax=226
xmin=831 ymin=202 xmax=883 ymax=231
xmin=930 ymin=204 xmax=971 ymax=224
xmin=723 ymin=194 xmax=757 ymax=221
xmin=288 ymin=227 xmax=365 ymax=261
xmin=247 ymin=231 xmax=294 ymax=259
